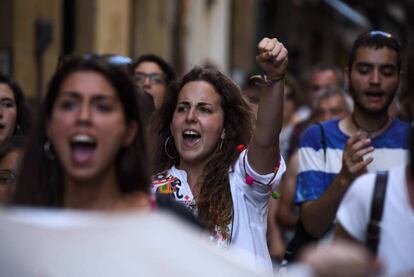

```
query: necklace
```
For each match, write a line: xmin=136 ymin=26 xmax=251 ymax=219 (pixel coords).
xmin=351 ymin=114 xmax=390 ymax=138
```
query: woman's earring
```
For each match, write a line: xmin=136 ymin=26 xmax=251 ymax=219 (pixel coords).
xmin=219 ymin=139 xmax=224 ymax=151
xmin=164 ymin=136 xmax=178 ymax=159
xmin=43 ymin=141 xmax=56 ymax=160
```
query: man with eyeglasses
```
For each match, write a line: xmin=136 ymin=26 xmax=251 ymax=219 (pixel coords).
xmin=132 ymin=54 xmax=175 ymax=110
xmin=0 ymin=136 xmax=24 ymax=203
xmin=292 ymin=31 xmax=410 ymax=253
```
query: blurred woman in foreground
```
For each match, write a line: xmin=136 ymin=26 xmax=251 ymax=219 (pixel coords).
xmin=14 ymin=56 xmax=150 ymax=210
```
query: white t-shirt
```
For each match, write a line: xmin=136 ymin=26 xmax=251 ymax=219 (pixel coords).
xmin=151 ymin=150 xmax=286 ymax=272
xmin=337 ymin=165 xmax=414 ymax=276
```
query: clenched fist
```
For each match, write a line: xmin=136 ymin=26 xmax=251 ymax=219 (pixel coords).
xmin=256 ymin=37 xmax=288 ymax=79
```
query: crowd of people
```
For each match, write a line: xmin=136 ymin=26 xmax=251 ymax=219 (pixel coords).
xmin=0 ymin=30 xmax=413 ymax=276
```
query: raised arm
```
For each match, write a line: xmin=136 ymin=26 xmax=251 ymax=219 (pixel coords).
xmin=248 ymin=37 xmax=288 ymax=174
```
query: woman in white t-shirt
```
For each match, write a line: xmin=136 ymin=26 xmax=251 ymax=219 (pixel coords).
xmin=150 ymin=38 xmax=288 ymax=271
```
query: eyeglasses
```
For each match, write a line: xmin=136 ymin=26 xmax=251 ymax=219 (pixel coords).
xmin=134 ymin=73 xmax=166 ymax=85
xmin=0 ymin=169 xmax=17 ymax=186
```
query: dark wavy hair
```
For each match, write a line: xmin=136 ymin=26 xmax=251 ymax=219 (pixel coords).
xmin=0 ymin=73 xmax=31 ymax=136
xmin=0 ymin=135 xmax=26 ymax=161
xmin=151 ymin=67 xmax=254 ymax=236
xmin=348 ymin=30 xmax=402 ymax=72
xmin=14 ymin=56 xmax=150 ymax=206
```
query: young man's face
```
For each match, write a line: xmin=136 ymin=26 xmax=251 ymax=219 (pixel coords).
xmin=348 ymin=46 xmax=400 ymax=114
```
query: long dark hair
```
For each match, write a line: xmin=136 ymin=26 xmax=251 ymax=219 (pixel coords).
xmin=151 ymin=67 xmax=253 ymax=236
xmin=0 ymin=73 xmax=31 ymax=136
xmin=0 ymin=135 xmax=26 ymax=161
xmin=14 ymin=56 xmax=150 ymax=206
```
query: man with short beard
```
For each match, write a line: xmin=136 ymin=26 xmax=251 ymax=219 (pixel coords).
xmin=294 ymin=31 xmax=410 ymax=244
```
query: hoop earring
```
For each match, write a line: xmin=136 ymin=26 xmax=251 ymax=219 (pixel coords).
xmin=164 ymin=136 xmax=178 ymax=159
xmin=43 ymin=141 xmax=56 ymax=160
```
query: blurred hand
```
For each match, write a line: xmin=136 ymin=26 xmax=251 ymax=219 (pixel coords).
xmin=256 ymin=37 xmax=288 ymax=79
xmin=299 ymin=240 xmax=382 ymax=277
xmin=339 ymin=132 xmax=374 ymax=185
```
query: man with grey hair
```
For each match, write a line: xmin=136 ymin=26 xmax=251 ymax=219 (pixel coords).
xmin=311 ymin=86 xmax=352 ymax=123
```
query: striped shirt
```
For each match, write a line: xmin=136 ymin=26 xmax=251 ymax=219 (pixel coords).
xmin=295 ymin=118 xmax=410 ymax=204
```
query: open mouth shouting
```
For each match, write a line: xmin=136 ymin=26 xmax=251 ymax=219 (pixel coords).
xmin=70 ymin=134 xmax=97 ymax=165
xmin=182 ymin=129 xmax=201 ymax=148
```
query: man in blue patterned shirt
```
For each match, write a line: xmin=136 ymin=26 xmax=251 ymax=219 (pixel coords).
xmin=295 ymin=31 xmax=410 ymax=240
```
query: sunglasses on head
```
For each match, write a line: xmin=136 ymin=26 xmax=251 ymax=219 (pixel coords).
xmin=359 ymin=30 xmax=401 ymax=48
xmin=56 ymin=54 xmax=132 ymax=71
xmin=368 ymin=30 xmax=393 ymax=38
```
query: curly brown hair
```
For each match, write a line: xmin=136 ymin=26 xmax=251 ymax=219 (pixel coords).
xmin=150 ymin=67 xmax=254 ymax=237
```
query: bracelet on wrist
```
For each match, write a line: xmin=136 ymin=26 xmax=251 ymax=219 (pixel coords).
xmin=249 ymin=74 xmax=285 ymax=87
